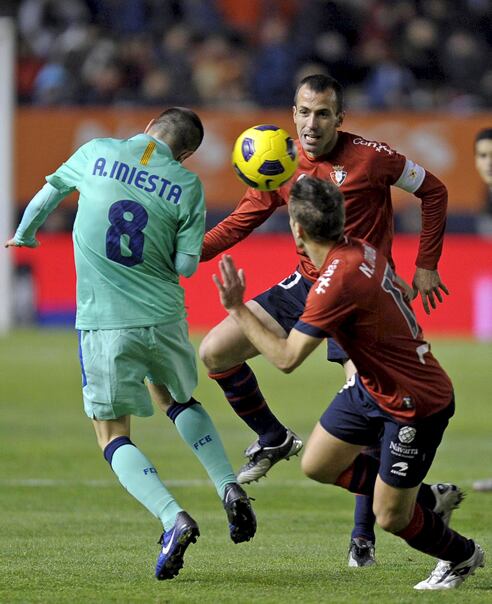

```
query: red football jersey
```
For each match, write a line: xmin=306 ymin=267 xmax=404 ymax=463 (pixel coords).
xmin=295 ymin=237 xmax=453 ymax=420
xmin=202 ymin=132 xmax=447 ymax=281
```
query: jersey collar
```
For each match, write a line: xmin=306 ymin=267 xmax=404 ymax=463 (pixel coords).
xmin=130 ymin=133 xmax=173 ymax=157
xmin=319 ymin=236 xmax=348 ymax=271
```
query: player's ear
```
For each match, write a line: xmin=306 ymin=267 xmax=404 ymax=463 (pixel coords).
xmin=335 ymin=112 xmax=345 ymax=128
xmin=292 ymin=104 xmax=297 ymax=121
xmin=291 ymin=219 xmax=303 ymax=240
xmin=144 ymin=118 xmax=156 ymax=134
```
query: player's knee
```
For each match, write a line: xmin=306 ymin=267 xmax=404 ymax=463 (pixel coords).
xmin=374 ymin=506 xmax=411 ymax=533
xmin=95 ymin=433 xmax=107 ymax=451
xmin=199 ymin=331 xmax=237 ymax=372
xmin=198 ymin=332 xmax=219 ymax=370
xmin=301 ymin=454 xmax=336 ymax=484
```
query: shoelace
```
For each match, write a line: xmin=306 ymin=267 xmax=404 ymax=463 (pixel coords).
xmin=157 ymin=530 xmax=174 ymax=546
xmin=428 ymin=560 xmax=451 ymax=580
xmin=354 ymin=544 xmax=372 ymax=555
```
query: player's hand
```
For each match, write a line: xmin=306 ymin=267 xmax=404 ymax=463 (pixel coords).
xmin=213 ymin=254 xmax=246 ymax=311
xmin=394 ymin=274 xmax=416 ymax=302
xmin=412 ymin=268 xmax=449 ymax=315
xmin=4 ymin=238 xmax=40 ymax=248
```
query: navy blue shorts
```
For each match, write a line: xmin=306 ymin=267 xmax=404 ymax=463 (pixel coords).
xmin=254 ymin=270 xmax=348 ymax=363
xmin=320 ymin=374 xmax=455 ymax=488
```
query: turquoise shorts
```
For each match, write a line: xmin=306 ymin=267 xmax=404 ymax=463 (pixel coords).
xmin=78 ymin=320 xmax=197 ymax=420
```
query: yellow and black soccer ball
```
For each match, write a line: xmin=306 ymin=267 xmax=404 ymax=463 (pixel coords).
xmin=232 ymin=125 xmax=298 ymax=191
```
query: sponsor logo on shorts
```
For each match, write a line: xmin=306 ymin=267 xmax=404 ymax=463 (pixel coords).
xmin=338 ymin=374 xmax=356 ymax=393
xmin=143 ymin=467 xmax=158 ymax=475
xmin=398 ymin=426 xmax=417 ymax=444
xmin=391 ymin=461 xmax=409 ymax=476
xmin=389 ymin=440 xmax=419 ymax=458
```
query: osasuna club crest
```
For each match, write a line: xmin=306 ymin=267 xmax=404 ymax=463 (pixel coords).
xmin=330 ymin=165 xmax=347 ymax=186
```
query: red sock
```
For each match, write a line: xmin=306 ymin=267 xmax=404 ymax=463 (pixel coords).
xmin=209 ymin=363 xmax=286 ymax=446
xmin=335 ymin=453 xmax=380 ymax=495
xmin=397 ymin=503 xmax=474 ymax=563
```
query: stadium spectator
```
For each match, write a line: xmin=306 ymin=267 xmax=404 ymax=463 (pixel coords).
xmin=118 ymin=33 xmax=155 ymax=92
xmin=363 ymin=44 xmax=415 ymax=110
xmin=5 ymin=107 xmax=256 ymax=579
xmin=250 ymin=16 xmax=295 ymax=107
xmin=191 ymin=33 xmax=251 ymax=107
xmin=81 ymin=61 xmax=126 ymax=105
xmin=440 ymin=29 xmax=488 ymax=110
xmin=157 ymin=23 xmax=200 ymax=105
xmin=13 ymin=0 xmax=492 ymax=110
xmin=475 ymin=128 xmax=492 ymax=218
xmin=216 ymin=0 xmax=298 ymax=37
xmin=91 ymin=0 xmax=148 ymax=35
xmin=139 ymin=67 xmax=175 ymax=105
xmin=213 ymin=176 xmax=485 ymax=591
xmin=17 ymin=39 xmax=45 ymax=102
xmin=32 ymin=56 xmax=72 ymax=105
xmin=473 ymin=128 xmax=492 ymax=491
xmin=398 ymin=16 xmax=443 ymax=84
xmin=199 ymin=73 xmax=449 ymax=566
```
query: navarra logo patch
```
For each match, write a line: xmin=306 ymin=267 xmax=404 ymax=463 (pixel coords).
xmin=330 ymin=165 xmax=347 ymax=186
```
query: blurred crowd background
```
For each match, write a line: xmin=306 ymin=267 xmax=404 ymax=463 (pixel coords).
xmin=3 ymin=0 xmax=492 ymax=112
xmin=1 ymin=0 xmax=491 ymax=330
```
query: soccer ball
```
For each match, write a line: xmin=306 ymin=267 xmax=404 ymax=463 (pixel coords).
xmin=232 ymin=125 xmax=298 ymax=191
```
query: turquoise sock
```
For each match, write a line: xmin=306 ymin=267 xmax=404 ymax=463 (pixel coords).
xmin=111 ymin=443 xmax=182 ymax=529
xmin=173 ymin=403 xmax=236 ymax=499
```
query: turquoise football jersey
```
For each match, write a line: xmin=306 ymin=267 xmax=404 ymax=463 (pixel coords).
xmin=46 ymin=134 xmax=205 ymax=329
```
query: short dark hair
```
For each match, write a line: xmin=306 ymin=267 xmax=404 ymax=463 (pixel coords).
xmin=289 ymin=176 xmax=345 ymax=243
xmin=475 ymin=128 xmax=492 ymax=147
xmin=294 ymin=74 xmax=344 ymax=114
xmin=151 ymin=107 xmax=204 ymax=155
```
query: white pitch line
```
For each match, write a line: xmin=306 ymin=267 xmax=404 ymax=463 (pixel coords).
xmin=0 ymin=478 xmax=321 ymax=488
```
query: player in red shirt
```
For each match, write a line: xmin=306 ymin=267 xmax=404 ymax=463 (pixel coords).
xmin=213 ymin=176 xmax=484 ymax=590
xmin=200 ymin=74 xmax=449 ymax=564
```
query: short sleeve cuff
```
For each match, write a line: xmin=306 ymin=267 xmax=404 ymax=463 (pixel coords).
xmin=293 ymin=320 xmax=329 ymax=339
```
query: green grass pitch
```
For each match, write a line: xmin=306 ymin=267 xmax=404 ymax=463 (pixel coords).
xmin=0 ymin=330 xmax=491 ymax=603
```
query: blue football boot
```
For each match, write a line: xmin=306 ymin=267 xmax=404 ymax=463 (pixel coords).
xmin=155 ymin=511 xmax=200 ymax=580
xmin=223 ymin=483 xmax=257 ymax=544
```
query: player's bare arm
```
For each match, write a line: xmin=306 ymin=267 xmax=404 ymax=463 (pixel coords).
xmin=412 ymin=267 xmax=449 ymax=315
xmin=213 ymin=255 xmax=321 ymax=372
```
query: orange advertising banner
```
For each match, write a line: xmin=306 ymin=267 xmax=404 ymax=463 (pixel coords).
xmin=15 ymin=108 xmax=492 ymax=210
